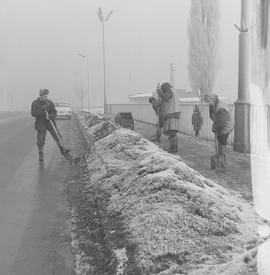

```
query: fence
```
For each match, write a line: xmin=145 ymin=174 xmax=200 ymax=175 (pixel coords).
xmin=108 ymin=103 xmax=234 ymax=145
xmin=107 ymin=103 xmax=269 ymax=155
xmin=179 ymin=103 xmax=235 ymax=147
xmin=250 ymin=104 xmax=270 ymax=156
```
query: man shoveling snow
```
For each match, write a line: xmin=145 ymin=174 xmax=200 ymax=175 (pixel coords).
xmin=31 ymin=88 xmax=74 ymax=164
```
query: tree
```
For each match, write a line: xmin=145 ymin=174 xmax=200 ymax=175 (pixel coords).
xmin=188 ymin=0 xmax=220 ymax=99
xmin=76 ymin=84 xmax=86 ymax=111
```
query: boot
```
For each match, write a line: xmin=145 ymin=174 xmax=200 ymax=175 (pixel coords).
xmin=38 ymin=146 xmax=44 ymax=162
xmin=169 ymin=143 xmax=174 ymax=153
xmin=169 ymin=136 xmax=178 ymax=153
xmin=219 ymin=145 xmax=227 ymax=168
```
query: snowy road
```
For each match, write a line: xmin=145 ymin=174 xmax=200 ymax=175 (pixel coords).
xmin=0 ymin=113 xmax=74 ymax=275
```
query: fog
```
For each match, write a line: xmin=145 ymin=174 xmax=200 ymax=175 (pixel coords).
xmin=0 ymin=0 xmax=240 ymax=110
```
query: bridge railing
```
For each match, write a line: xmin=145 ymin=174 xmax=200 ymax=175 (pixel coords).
xmin=107 ymin=103 xmax=269 ymax=154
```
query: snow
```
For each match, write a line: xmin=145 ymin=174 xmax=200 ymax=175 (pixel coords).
xmin=74 ymin=112 xmax=262 ymax=274
xmin=113 ymin=248 xmax=128 ymax=275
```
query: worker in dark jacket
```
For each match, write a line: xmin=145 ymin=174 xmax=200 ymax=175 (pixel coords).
xmin=204 ymin=93 xmax=234 ymax=167
xmin=31 ymin=89 xmax=68 ymax=161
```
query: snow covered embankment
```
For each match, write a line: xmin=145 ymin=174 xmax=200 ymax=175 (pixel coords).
xmin=75 ymin=112 xmax=259 ymax=275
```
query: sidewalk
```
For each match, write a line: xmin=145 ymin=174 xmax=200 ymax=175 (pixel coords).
xmin=135 ymin=121 xmax=252 ymax=201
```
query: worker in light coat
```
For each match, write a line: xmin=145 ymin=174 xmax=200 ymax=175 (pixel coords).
xmin=150 ymin=82 xmax=180 ymax=152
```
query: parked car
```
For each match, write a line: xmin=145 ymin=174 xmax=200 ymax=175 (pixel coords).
xmin=55 ymin=101 xmax=72 ymax=120
xmin=115 ymin=112 xmax=134 ymax=130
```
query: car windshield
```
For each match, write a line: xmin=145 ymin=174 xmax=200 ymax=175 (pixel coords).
xmin=55 ymin=102 xmax=69 ymax=107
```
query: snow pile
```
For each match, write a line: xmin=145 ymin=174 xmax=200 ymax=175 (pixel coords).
xmin=190 ymin=247 xmax=258 ymax=275
xmin=76 ymin=112 xmax=259 ymax=274
xmin=77 ymin=111 xmax=116 ymax=142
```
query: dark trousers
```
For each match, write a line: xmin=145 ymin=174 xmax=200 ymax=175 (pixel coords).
xmin=36 ymin=123 xmax=61 ymax=148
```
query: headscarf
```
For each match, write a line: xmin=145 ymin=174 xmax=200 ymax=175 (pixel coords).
xmin=204 ymin=93 xmax=218 ymax=107
xmin=161 ymin=82 xmax=173 ymax=92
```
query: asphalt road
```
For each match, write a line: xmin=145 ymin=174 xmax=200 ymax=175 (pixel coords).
xmin=0 ymin=113 xmax=74 ymax=275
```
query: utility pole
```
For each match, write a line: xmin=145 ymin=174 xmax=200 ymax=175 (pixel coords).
xmin=233 ymin=0 xmax=251 ymax=153
xmin=97 ymin=8 xmax=113 ymax=114
xmin=170 ymin=63 xmax=175 ymax=87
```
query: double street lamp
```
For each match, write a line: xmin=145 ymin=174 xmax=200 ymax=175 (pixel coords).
xmin=78 ymin=53 xmax=90 ymax=111
xmin=97 ymin=8 xmax=113 ymax=114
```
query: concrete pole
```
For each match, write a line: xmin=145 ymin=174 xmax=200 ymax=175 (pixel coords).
xmin=233 ymin=0 xmax=251 ymax=153
xmin=102 ymin=21 xmax=107 ymax=114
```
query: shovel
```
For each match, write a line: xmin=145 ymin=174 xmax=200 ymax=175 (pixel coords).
xmin=211 ymin=134 xmax=220 ymax=169
xmin=45 ymin=110 xmax=75 ymax=166
xmin=156 ymin=107 xmax=161 ymax=143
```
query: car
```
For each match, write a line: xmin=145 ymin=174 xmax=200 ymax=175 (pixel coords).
xmin=55 ymin=101 xmax=72 ymax=120
xmin=115 ymin=112 xmax=134 ymax=130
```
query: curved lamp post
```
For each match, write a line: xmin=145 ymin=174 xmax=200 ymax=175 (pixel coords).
xmin=97 ymin=8 xmax=113 ymax=114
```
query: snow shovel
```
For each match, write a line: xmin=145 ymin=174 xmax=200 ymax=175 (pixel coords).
xmin=211 ymin=134 xmax=220 ymax=169
xmin=156 ymin=107 xmax=161 ymax=143
xmin=45 ymin=110 xmax=75 ymax=166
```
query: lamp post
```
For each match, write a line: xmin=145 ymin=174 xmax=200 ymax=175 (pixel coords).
xmin=78 ymin=53 xmax=90 ymax=111
xmin=233 ymin=0 xmax=251 ymax=153
xmin=97 ymin=8 xmax=113 ymax=114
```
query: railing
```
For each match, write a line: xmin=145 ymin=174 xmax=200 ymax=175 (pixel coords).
xmin=179 ymin=103 xmax=234 ymax=147
xmin=250 ymin=104 xmax=270 ymax=156
xmin=107 ymin=103 xmax=269 ymax=155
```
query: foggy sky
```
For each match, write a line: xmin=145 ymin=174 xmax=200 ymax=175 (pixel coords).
xmin=0 ymin=0 xmax=240 ymax=110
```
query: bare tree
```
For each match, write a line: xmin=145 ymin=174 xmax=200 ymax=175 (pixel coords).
xmin=188 ymin=0 xmax=220 ymax=98
xmin=76 ymin=84 xmax=86 ymax=111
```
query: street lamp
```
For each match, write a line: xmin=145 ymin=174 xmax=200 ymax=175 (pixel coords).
xmin=233 ymin=0 xmax=250 ymax=153
xmin=78 ymin=53 xmax=90 ymax=111
xmin=97 ymin=7 xmax=113 ymax=114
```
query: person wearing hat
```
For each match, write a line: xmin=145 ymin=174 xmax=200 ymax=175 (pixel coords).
xmin=149 ymin=82 xmax=180 ymax=152
xmin=31 ymin=89 xmax=68 ymax=161
xmin=204 ymin=93 xmax=234 ymax=168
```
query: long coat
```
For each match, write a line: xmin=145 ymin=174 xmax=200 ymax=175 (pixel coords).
xmin=157 ymin=88 xmax=180 ymax=136
xmin=31 ymin=98 xmax=57 ymax=131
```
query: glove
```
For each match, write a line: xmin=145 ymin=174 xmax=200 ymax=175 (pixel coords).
xmin=42 ymin=104 xmax=48 ymax=111
xmin=49 ymin=114 xmax=56 ymax=120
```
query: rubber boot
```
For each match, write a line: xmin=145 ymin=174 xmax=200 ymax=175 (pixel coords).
xmin=169 ymin=135 xmax=178 ymax=153
xmin=219 ymin=145 xmax=227 ymax=168
xmin=38 ymin=146 xmax=44 ymax=162
xmin=172 ymin=136 xmax=178 ymax=153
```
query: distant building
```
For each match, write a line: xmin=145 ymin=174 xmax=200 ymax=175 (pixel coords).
xmin=129 ymin=89 xmax=200 ymax=104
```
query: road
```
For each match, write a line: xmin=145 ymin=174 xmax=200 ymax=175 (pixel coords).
xmin=0 ymin=113 xmax=75 ymax=275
